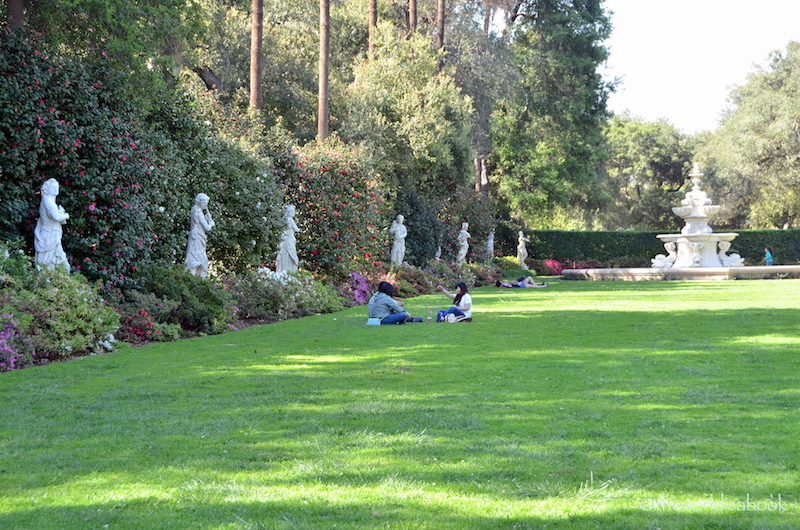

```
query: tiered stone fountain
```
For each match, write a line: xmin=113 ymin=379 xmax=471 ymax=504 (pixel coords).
xmin=562 ymin=163 xmax=800 ymax=280
xmin=651 ymin=163 xmax=743 ymax=269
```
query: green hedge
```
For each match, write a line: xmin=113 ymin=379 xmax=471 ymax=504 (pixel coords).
xmin=496 ymin=223 xmax=800 ymax=266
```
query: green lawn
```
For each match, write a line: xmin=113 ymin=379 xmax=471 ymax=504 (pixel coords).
xmin=1 ymin=279 xmax=798 ymax=529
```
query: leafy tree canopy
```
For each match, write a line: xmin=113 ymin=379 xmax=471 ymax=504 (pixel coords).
xmin=699 ymin=41 xmax=800 ymax=229
xmin=490 ymin=0 xmax=614 ymax=227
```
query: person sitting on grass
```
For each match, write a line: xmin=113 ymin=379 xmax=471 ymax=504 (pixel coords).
xmin=496 ymin=276 xmax=548 ymax=288
xmin=436 ymin=282 xmax=472 ymax=322
xmin=368 ymin=281 xmax=422 ymax=324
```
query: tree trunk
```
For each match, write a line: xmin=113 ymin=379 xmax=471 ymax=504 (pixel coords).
xmin=250 ymin=0 xmax=264 ymax=109
xmin=7 ymin=0 xmax=24 ymax=30
xmin=368 ymin=0 xmax=377 ymax=60
xmin=318 ymin=0 xmax=330 ymax=141
xmin=408 ymin=0 xmax=417 ymax=34
xmin=192 ymin=66 xmax=223 ymax=91
xmin=436 ymin=0 xmax=445 ymax=70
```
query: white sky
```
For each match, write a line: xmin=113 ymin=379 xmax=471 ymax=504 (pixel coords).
xmin=602 ymin=0 xmax=800 ymax=134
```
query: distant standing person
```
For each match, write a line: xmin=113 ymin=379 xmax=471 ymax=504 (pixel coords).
xmin=185 ymin=193 xmax=215 ymax=277
xmin=765 ymin=246 xmax=774 ymax=266
xmin=34 ymin=178 xmax=70 ymax=271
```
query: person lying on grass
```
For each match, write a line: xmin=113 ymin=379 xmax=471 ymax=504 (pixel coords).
xmin=496 ymin=276 xmax=548 ymax=288
xmin=436 ymin=282 xmax=472 ymax=322
xmin=368 ymin=281 xmax=423 ymax=324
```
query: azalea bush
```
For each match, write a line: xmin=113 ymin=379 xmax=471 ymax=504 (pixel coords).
xmin=0 ymin=313 xmax=32 ymax=372
xmin=337 ymin=272 xmax=372 ymax=307
xmin=229 ymin=268 xmax=343 ymax=321
xmin=113 ymin=290 xmax=182 ymax=343
xmin=0 ymin=267 xmax=119 ymax=364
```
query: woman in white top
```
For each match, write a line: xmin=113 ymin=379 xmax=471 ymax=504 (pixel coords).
xmin=436 ymin=282 xmax=472 ymax=321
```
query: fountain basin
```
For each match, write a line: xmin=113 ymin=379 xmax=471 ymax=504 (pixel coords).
xmin=563 ymin=265 xmax=800 ymax=281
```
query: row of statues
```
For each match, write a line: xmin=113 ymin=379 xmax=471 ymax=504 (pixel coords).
xmin=32 ymin=179 xmax=527 ymax=278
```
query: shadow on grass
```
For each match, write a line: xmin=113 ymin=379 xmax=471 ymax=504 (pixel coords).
xmin=0 ymin=494 xmax=794 ymax=529
xmin=2 ymin=287 xmax=799 ymax=529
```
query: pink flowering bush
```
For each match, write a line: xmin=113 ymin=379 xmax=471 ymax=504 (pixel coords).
xmin=337 ymin=272 xmax=372 ymax=307
xmin=544 ymin=259 xmax=564 ymax=275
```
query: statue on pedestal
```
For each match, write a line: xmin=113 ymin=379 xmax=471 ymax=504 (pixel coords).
xmin=276 ymin=204 xmax=300 ymax=274
xmin=517 ymin=231 xmax=530 ymax=270
xmin=456 ymin=222 xmax=470 ymax=262
xmin=34 ymin=178 xmax=70 ymax=271
xmin=389 ymin=214 xmax=407 ymax=266
xmin=184 ymin=193 xmax=215 ymax=278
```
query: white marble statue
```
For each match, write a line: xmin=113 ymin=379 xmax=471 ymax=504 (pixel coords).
xmin=485 ymin=228 xmax=495 ymax=263
xmin=389 ymin=214 xmax=407 ymax=266
xmin=718 ymin=240 xmax=744 ymax=267
xmin=34 ymin=178 xmax=70 ymax=270
xmin=456 ymin=222 xmax=470 ymax=262
xmin=651 ymin=241 xmax=677 ymax=268
xmin=184 ymin=193 xmax=215 ymax=278
xmin=517 ymin=230 xmax=530 ymax=270
xmin=276 ymin=204 xmax=300 ymax=274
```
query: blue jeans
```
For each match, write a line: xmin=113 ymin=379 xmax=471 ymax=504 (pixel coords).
xmin=381 ymin=312 xmax=409 ymax=325
xmin=437 ymin=307 xmax=466 ymax=321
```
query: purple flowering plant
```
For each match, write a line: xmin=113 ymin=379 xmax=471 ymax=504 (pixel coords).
xmin=337 ymin=272 xmax=372 ymax=307
xmin=0 ymin=313 xmax=32 ymax=372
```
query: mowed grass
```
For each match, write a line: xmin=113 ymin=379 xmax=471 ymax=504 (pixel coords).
xmin=1 ymin=279 xmax=799 ymax=529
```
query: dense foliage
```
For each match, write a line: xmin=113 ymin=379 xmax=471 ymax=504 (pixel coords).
xmin=341 ymin=27 xmax=475 ymax=197
xmin=491 ymin=0 xmax=613 ymax=227
xmin=0 ymin=28 xmax=284 ymax=287
xmin=699 ymin=41 xmax=800 ymax=229
xmin=0 ymin=245 xmax=118 ymax=370
xmin=283 ymin=138 xmax=387 ymax=275
xmin=603 ymin=113 xmax=694 ymax=231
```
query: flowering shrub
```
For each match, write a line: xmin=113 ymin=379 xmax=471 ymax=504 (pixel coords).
xmin=229 ymin=268 xmax=343 ymax=322
xmin=345 ymin=260 xmax=499 ymax=301
xmin=116 ymin=308 xmax=157 ymax=343
xmin=114 ymin=290 xmax=182 ymax=343
xmin=544 ymin=259 xmax=564 ymax=275
xmin=337 ymin=272 xmax=372 ymax=307
xmin=0 ymin=29 xmax=284 ymax=288
xmin=0 ymin=267 xmax=119 ymax=363
xmin=283 ymin=137 xmax=387 ymax=275
xmin=466 ymin=262 xmax=503 ymax=286
xmin=0 ymin=313 xmax=32 ymax=372
xmin=422 ymin=260 xmax=476 ymax=290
